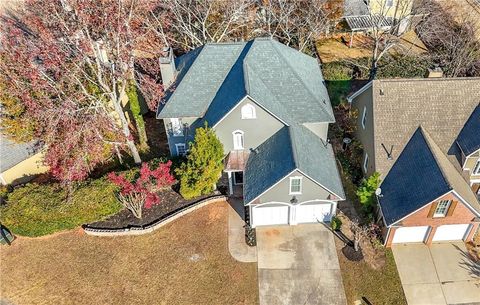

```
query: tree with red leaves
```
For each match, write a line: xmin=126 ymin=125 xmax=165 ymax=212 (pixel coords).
xmin=108 ymin=161 xmax=175 ymax=218
xmin=0 ymin=0 xmax=166 ymax=185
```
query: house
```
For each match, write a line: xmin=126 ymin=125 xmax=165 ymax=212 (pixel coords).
xmin=343 ymin=0 xmax=413 ymax=33
xmin=348 ymin=77 xmax=480 ymax=246
xmin=0 ymin=135 xmax=48 ymax=185
xmin=157 ymin=38 xmax=345 ymax=227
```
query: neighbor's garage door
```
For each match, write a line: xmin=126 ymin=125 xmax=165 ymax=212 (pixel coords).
xmin=252 ymin=205 xmax=289 ymax=227
xmin=392 ymin=226 xmax=430 ymax=244
xmin=432 ymin=224 xmax=471 ymax=242
xmin=296 ymin=202 xmax=333 ymax=223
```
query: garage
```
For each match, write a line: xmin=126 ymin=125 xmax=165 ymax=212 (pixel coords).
xmin=432 ymin=224 xmax=471 ymax=242
xmin=296 ymin=202 xmax=333 ymax=223
xmin=252 ymin=205 xmax=289 ymax=227
xmin=392 ymin=226 xmax=430 ymax=244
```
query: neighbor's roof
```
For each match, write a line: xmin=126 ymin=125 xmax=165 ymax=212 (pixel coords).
xmin=456 ymin=104 xmax=480 ymax=157
xmin=157 ymin=38 xmax=334 ymax=125
xmin=0 ymin=134 xmax=39 ymax=172
xmin=343 ymin=0 xmax=369 ymax=16
xmin=367 ymin=78 xmax=480 ymax=177
xmin=379 ymin=127 xmax=480 ymax=226
xmin=344 ymin=15 xmax=393 ymax=31
xmin=243 ymin=125 xmax=345 ymax=204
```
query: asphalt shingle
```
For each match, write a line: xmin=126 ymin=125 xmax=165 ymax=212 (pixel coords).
xmin=456 ymin=104 xmax=480 ymax=157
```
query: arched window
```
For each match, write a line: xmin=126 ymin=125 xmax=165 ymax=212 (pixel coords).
xmin=241 ymin=103 xmax=256 ymax=119
xmin=232 ymin=130 xmax=244 ymax=150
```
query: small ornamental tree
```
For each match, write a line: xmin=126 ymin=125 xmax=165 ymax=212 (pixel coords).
xmin=176 ymin=125 xmax=224 ymax=199
xmin=107 ymin=161 xmax=175 ymax=218
xmin=356 ymin=172 xmax=381 ymax=217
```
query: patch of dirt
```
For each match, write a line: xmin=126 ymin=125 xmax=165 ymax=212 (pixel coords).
xmin=88 ymin=188 xmax=211 ymax=229
xmin=342 ymin=245 xmax=364 ymax=261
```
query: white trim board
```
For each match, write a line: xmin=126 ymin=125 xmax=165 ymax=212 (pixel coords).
xmin=347 ymin=81 xmax=373 ymax=103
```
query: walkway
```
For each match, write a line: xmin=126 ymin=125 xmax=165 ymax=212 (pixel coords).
xmin=227 ymin=198 xmax=257 ymax=263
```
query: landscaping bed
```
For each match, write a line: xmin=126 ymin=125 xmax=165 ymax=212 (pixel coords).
xmin=87 ymin=188 xmax=212 ymax=229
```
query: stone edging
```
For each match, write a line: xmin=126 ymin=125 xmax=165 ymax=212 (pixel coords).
xmin=83 ymin=195 xmax=226 ymax=237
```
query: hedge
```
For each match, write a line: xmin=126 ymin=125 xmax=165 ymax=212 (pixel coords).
xmin=0 ymin=178 xmax=122 ymax=237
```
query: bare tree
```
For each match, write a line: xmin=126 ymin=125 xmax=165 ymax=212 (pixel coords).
xmin=256 ymin=0 xmax=331 ymax=52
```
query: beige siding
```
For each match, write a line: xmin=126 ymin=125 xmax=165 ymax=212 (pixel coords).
xmin=352 ymin=86 xmax=376 ymax=176
xmin=369 ymin=0 xmax=413 ymax=18
xmin=303 ymin=122 xmax=329 ymax=141
xmin=465 ymin=150 xmax=480 ymax=180
xmin=0 ymin=152 xmax=48 ymax=185
xmin=256 ymin=170 xmax=333 ymax=204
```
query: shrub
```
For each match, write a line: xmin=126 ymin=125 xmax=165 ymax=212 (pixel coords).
xmin=356 ymin=172 xmax=381 ymax=217
xmin=176 ymin=124 xmax=224 ymax=199
xmin=108 ymin=161 xmax=175 ymax=218
xmin=330 ymin=216 xmax=343 ymax=231
xmin=322 ymin=61 xmax=353 ymax=81
xmin=0 ymin=178 xmax=122 ymax=237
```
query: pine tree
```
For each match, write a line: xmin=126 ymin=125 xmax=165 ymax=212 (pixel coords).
xmin=176 ymin=124 xmax=224 ymax=199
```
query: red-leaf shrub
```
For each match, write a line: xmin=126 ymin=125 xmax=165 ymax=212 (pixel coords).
xmin=107 ymin=161 xmax=175 ymax=218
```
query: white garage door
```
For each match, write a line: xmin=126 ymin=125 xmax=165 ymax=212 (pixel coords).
xmin=392 ymin=226 xmax=430 ymax=244
xmin=296 ymin=202 xmax=333 ymax=223
xmin=252 ymin=205 xmax=289 ymax=227
xmin=432 ymin=224 xmax=471 ymax=242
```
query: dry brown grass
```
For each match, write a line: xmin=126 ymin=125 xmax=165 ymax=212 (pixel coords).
xmin=0 ymin=202 xmax=259 ymax=305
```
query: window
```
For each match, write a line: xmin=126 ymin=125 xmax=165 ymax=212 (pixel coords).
xmin=241 ymin=103 xmax=256 ymax=119
xmin=434 ymin=200 xmax=451 ymax=217
xmin=363 ymin=153 xmax=369 ymax=173
xmin=170 ymin=118 xmax=183 ymax=136
xmin=175 ymin=143 xmax=186 ymax=156
xmin=361 ymin=106 xmax=367 ymax=129
xmin=233 ymin=172 xmax=243 ymax=185
xmin=289 ymin=177 xmax=302 ymax=195
xmin=386 ymin=0 xmax=393 ymax=7
xmin=232 ymin=130 xmax=244 ymax=150
xmin=473 ymin=160 xmax=480 ymax=175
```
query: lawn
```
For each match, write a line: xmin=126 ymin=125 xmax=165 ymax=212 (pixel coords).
xmin=0 ymin=201 xmax=259 ymax=305
xmin=335 ymin=238 xmax=407 ymax=305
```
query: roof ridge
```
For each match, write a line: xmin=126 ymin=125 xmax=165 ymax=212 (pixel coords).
xmin=270 ymin=41 xmax=333 ymax=121
xmin=419 ymin=126 xmax=453 ymax=191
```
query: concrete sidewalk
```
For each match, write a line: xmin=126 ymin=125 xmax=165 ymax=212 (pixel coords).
xmin=227 ymin=199 xmax=257 ymax=263
xmin=393 ymin=242 xmax=480 ymax=305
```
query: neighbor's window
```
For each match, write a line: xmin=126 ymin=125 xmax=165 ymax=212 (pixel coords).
xmin=361 ymin=106 xmax=367 ymax=129
xmin=434 ymin=200 xmax=451 ymax=217
xmin=386 ymin=0 xmax=393 ymax=7
xmin=241 ymin=103 xmax=256 ymax=119
xmin=176 ymin=143 xmax=186 ymax=156
xmin=289 ymin=177 xmax=302 ymax=194
xmin=473 ymin=160 xmax=480 ymax=175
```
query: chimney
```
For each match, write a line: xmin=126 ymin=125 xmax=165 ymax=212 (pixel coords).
xmin=159 ymin=46 xmax=176 ymax=89
xmin=426 ymin=66 xmax=443 ymax=78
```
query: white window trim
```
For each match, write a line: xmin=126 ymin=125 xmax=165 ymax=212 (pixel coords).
xmin=175 ymin=143 xmax=186 ymax=156
xmin=361 ymin=106 xmax=367 ymax=130
xmin=241 ymin=103 xmax=256 ymax=119
xmin=473 ymin=160 xmax=480 ymax=175
xmin=363 ymin=153 xmax=369 ymax=173
xmin=232 ymin=130 xmax=244 ymax=150
xmin=170 ymin=118 xmax=183 ymax=136
xmin=433 ymin=200 xmax=451 ymax=218
xmin=289 ymin=177 xmax=303 ymax=195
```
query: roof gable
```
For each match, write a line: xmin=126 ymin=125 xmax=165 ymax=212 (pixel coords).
xmin=379 ymin=127 xmax=452 ymax=226
xmin=456 ymin=104 xmax=480 ymax=157
xmin=0 ymin=135 xmax=39 ymax=172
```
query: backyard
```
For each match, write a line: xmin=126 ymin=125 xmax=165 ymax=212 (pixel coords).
xmin=0 ymin=201 xmax=259 ymax=305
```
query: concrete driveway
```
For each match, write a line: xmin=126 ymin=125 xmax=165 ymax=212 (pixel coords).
xmin=256 ymin=224 xmax=346 ymax=305
xmin=393 ymin=242 xmax=480 ymax=305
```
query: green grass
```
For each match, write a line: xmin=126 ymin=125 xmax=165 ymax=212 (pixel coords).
xmin=0 ymin=178 xmax=122 ymax=237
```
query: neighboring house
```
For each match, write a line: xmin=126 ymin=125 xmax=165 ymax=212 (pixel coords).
xmin=157 ymin=38 xmax=345 ymax=228
xmin=343 ymin=0 xmax=413 ymax=33
xmin=0 ymin=135 xmax=48 ymax=185
xmin=348 ymin=77 xmax=480 ymax=246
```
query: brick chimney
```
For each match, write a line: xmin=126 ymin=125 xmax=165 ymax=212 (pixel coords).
xmin=159 ymin=46 xmax=176 ymax=89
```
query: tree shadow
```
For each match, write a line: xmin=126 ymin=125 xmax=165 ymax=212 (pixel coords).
xmin=452 ymin=244 xmax=480 ymax=282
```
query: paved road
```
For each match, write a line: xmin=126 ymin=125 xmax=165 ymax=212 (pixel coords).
xmin=256 ymin=224 xmax=347 ymax=305
xmin=393 ymin=242 xmax=480 ymax=305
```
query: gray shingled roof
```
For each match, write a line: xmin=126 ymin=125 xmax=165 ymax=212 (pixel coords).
xmin=343 ymin=0 xmax=369 ymax=16
xmin=157 ymin=38 xmax=335 ymax=125
xmin=456 ymin=104 xmax=480 ymax=157
xmin=243 ymin=125 xmax=345 ymax=204
xmin=0 ymin=134 xmax=39 ymax=172
xmin=379 ymin=127 xmax=480 ymax=226
xmin=370 ymin=78 xmax=480 ymax=178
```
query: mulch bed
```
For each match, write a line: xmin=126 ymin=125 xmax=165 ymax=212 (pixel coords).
xmin=88 ymin=188 xmax=211 ymax=229
xmin=342 ymin=245 xmax=364 ymax=262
